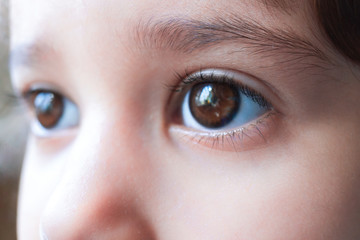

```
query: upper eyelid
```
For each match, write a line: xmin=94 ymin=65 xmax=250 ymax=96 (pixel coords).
xmin=21 ymin=89 xmax=59 ymax=109
xmin=169 ymin=69 xmax=237 ymax=92
xmin=171 ymin=68 xmax=286 ymax=113
xmin=188 ymin=71 xmax=271 ymax=107
xmin=23 ymin=88 xmax=61 ymax=98
xmin=12 ymin=77 xmax=69 ymax=100
xmin=165 ymin=68 xmax=288 ymax=125
xmin=21 ymin=87 xmax=75 ymax=106
xmin=171 ymin=69 xmax=272 ymax=101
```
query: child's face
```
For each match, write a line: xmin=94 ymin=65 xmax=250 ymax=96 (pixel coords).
xmin=10 ymin=0 xmax=360 ymax=239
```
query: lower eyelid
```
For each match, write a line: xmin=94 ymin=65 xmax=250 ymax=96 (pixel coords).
xmin=169 ymin=111 xmax=279 ymax=153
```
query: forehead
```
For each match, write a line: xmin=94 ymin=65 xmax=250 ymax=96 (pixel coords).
xmin=10 ymin=0 xmax=308 ymax=49
xmin=10 ymin=0 xmax=302 ymax=30
xmin=10 ymin=0 xmax=326 ymax=84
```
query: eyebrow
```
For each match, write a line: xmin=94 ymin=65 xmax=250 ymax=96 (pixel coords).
xmin=9 ymin=43 xmax=56 ymax=71
xmin=133 ymin=14 xmax=330 ymax=69
xmin=10 ymin=12 xmax=330 ymax=71
xmin=259 ymin=0 xmax=296 ymax=11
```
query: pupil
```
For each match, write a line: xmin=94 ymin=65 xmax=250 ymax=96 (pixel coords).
xmin=189 ymin=83 xmax=240 ymax=128
xmin=34 ymin=92 xmax=64 ymax=129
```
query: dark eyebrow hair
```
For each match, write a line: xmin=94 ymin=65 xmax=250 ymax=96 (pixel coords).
xmin=133 ymin=14 xmax=331 ymax=69
xmin=259 ymin=0 xmax=296 ymax=11
xmin=10 ymin=12 xmax=331 ymax=72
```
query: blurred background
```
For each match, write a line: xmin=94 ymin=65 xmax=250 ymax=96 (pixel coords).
xmin=0 ymin=0 xmax=27 ymax=239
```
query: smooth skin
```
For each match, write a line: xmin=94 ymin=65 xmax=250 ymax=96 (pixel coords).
xmin=10 ymin=0 xmax=360 ymax=239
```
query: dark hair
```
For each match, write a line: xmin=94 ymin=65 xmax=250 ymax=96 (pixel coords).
xmin=314 ymin=0 xmax=360 ymax=63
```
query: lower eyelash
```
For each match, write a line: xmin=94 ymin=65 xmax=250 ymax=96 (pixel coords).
xmin=170 ymin=111 xmax=277 ymax=152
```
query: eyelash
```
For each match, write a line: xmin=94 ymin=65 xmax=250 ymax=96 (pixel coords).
xmin=8 ymin=69 xmax=277 ymax=151
xmin=171 ymin=69 xmax=272 ymax=109
xmin=168 ymin=69 xmax=277 ymax=152
xmin=22 ymin=89 xmax=52 ymax=108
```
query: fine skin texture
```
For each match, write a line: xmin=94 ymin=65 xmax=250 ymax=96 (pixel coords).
xmin=10 ymin=0 xmax=360 ymax=239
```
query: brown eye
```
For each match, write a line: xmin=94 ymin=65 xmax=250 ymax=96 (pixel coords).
xmin=31 ymin=91 xmax=64 ymax=129
xmin=189 ymin=83 xmax=240 ymax=128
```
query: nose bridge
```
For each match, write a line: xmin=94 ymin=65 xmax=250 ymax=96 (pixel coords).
xmin=40 ymin=116 xmax=155 ymax=239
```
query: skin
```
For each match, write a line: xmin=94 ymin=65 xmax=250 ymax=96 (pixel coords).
xmin=10 ymin=0 xmax=360 ymax=239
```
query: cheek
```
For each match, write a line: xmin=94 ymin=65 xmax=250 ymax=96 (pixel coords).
xmin=17 ymin=110 xmax=360 ymax=240
xmin=240 ymin=120 xmax=360 ymax=240
xmin=161 ymin=160 xmax=355 ymax=240
xmin=152 ymin=126 xmax=360 ymax=239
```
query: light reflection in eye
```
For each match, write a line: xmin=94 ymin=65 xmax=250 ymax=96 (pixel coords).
xmin=197 ymin=85 xmax=214 ymax=105
xmin=181 ymin=71 xmax=271 ymax=131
